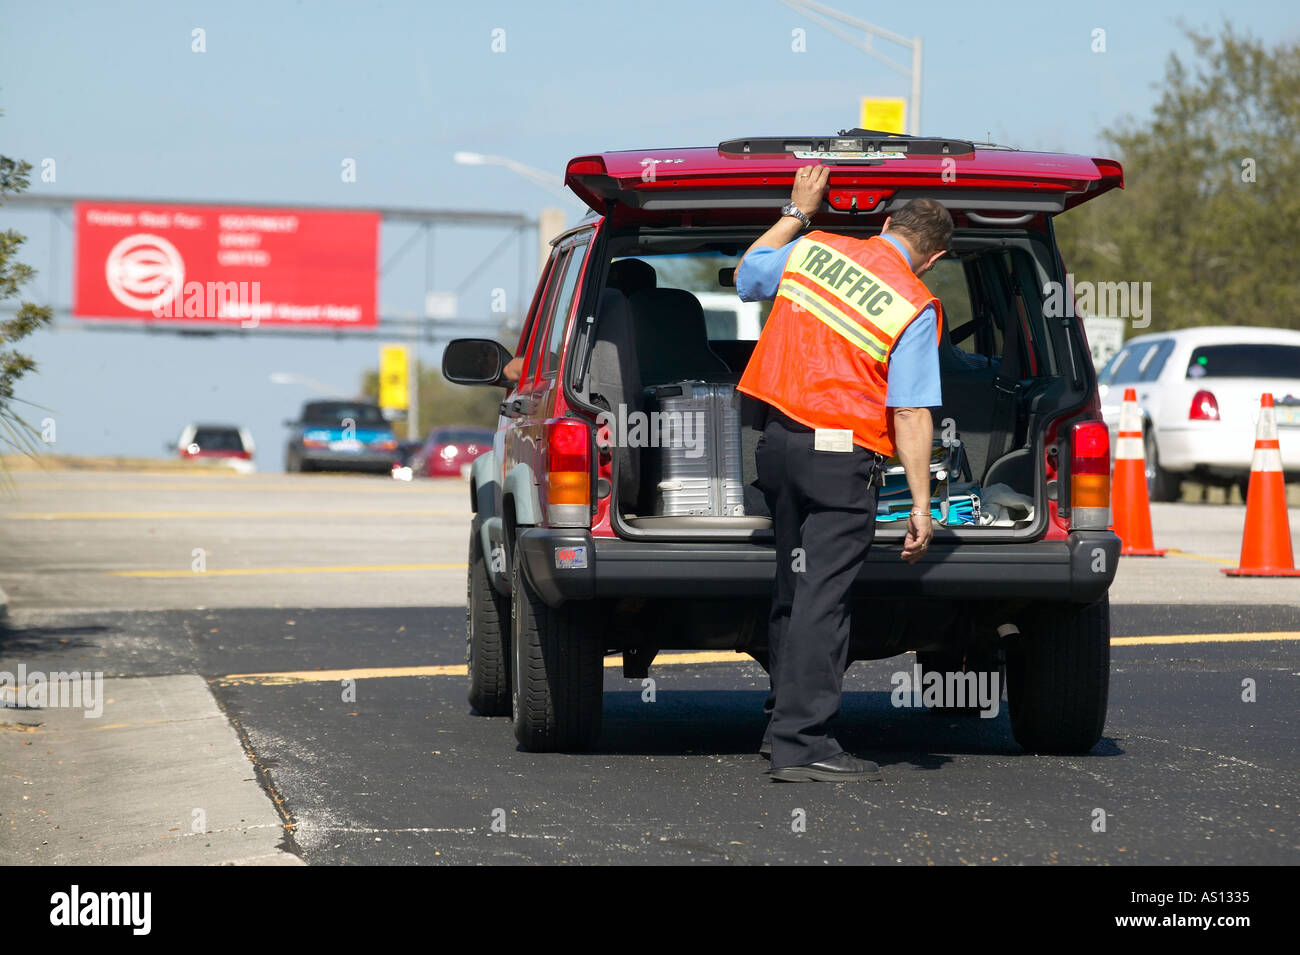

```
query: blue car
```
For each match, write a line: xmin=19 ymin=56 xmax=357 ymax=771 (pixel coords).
xmin=283 ymin=400 xmax=399 ymax=473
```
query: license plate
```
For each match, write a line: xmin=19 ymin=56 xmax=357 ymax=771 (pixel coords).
xmin=329 ymin=439 xmax=361 ymax=452
xmin=793 ymin=149 xmax=904 ymax=160
xmin=1277 ymin=406 xmax=1300 ymax=427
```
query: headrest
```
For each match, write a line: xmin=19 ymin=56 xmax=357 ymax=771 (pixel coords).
xmin=608 ymin=258 xmax=657 ymax=297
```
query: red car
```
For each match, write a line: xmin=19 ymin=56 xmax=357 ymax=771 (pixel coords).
xmin=410 ymin=426 xmax=495 ymax=478
xmin=175 ymin=423 xmax=255 ymax=473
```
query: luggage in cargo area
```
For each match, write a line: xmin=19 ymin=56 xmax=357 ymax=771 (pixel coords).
xmin=643 ymin=380 xmax=745 ymax=516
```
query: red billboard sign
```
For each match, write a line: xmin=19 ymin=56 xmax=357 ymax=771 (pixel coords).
xmin=73 ymin=202 xmax=379 ymax=327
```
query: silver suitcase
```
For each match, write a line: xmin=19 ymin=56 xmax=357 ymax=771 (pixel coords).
xmin=645 ymin=380 xmax=745 ymax=516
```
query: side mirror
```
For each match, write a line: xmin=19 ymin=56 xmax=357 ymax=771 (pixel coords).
xmin=442 ymin=338 xmax=514 ymax=387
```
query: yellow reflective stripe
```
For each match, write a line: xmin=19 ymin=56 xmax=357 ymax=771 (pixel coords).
xmin=778 ymin=280 xmax=887 ymax=361
xmin=786 ymin=238 xmax=917 ymax=339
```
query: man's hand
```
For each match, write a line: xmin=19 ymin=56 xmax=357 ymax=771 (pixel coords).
xmin=892 ymin=406 xmax=935 ymax=563
xmin=791 ymin=163 xmax=830 ymax=216
xmin=900 ymin=509 xmax=933 ymax=563
xmin=741 ymin=164 xmax=830 ymax=263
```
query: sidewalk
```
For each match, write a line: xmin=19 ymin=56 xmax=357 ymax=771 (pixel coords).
xmin=2 ymin=673 xmax=302 ymax=865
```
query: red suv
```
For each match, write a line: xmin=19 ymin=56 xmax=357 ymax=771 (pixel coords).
xmin=443 ymin=132 xmax=1122 ymax=754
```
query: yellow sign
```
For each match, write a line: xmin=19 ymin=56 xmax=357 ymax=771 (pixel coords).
xmin=860 ymin=97 xmax=907 ymax=135
xmin=379 ymin=344 xmax=409 ymax=411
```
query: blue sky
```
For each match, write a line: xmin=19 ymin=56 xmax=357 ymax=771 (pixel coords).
xmin=2 ymin=0 xmax=1297 ymax=465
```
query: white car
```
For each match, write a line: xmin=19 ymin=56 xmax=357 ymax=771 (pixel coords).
xmin=1097 ymin=326 xmax=1300 ymax=501
xmin=694 ymin=292 xmax=763 ymax=341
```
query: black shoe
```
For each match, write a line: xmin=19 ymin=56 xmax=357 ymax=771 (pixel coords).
xmin=759 ymin=741 xmax=771 ymax=760
xmin=767 ymin=753 xmax=883 ymax=782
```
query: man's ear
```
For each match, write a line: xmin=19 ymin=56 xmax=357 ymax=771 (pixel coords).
xmin=922 ymin=249 xmax=945 ymax=273
xmin=881 ymin=216 xmax=892 ymax=233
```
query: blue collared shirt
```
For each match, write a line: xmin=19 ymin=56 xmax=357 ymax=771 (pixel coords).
xmin=737 ymin=232 xmax=942 ymax=407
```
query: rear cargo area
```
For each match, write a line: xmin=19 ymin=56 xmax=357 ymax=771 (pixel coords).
xmin=578 ymin=229 xmax=1086 ymax=540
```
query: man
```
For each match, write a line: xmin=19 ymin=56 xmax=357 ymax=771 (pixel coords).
xmin=736 ymin=165 xmax=952 ymax=782
xmin=501 ymin=257 xmax=658 ymax=384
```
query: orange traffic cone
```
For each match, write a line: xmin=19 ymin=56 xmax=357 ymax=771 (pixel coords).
xmin=1113 ymin=387 xmax=1166 ymax=556
xmin=1223 ymin=394 xmax=1300 ymax=577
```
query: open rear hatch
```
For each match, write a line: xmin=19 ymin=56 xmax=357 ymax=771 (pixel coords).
xmin=565 ymin=130 xmax=1123 ymax=225
xmin=570 ymin=133 xmax=1124 ymax=543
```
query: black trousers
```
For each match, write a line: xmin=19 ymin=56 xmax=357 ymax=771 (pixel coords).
xmin=755 ymin=409 xmax=883 ymax=769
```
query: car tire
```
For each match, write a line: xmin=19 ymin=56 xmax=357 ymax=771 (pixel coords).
xmin=915 ymin=648 xmax=1002 ymax=716
xmin=1006 ymin=596 xmax=1110 ymax=754
xmin=510 ymin=542 xmax=604 ymax=752
xmin=1144 ymin=430 xmax=1179 ymax=502
xmin=285 ymin=451 xmax=299 ymax=473
xmin=467 ymin=529 xmax=511 ymax=716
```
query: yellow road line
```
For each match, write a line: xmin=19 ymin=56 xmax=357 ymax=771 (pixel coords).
xmin=6 ymin=508 xmax=464 ymax=520
xmin=110 ymin=563 xmax=467 ymax=578
xmin=213 ymin=636 xmax=1298 ymax=686
xmin=1111 ymin=632 xmax=1300 ymax=646
xmin=217 ymin=652 xmax=750 ymax=685
xmin=218 ymin=664 xmax=468 ymax=685
xmin=1164 ymin=548 xmax=1237 ymax=566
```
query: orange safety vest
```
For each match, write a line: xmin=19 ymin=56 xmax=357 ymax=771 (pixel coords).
xmin=737 ymin=231 xmax=942 ymax=457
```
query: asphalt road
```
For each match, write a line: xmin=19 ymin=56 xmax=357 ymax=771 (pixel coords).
xmin=2 ymin=470 xmax=1297 ymax=865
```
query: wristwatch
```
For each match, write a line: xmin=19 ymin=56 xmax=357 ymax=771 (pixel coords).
xmin=780 ymin=201 xmax=812 ymax=231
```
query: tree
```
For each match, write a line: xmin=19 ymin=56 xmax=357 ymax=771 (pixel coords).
xmin=1 ymin=140 xmax=54 ymax=460
xmin=1055 ymin=25 xmax=1300 ymax=331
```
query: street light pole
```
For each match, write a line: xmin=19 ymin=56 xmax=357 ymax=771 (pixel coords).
xmin=453 ymin=152 xmax=580 ymax=206
xmin=454 ymin=150 xmax=581 ymax=282
xmin=909 ymin=35 xmax=922 ymax=138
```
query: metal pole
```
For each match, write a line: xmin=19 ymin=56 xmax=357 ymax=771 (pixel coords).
xmin=49 ymin=208 xmax=59 ymax=308
xmin=411 ymin=223 xmax=431 ymax=441
xmin=910 ymin=36 xmax=922 ymax=136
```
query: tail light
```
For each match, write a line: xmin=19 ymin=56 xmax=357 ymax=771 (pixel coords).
xmin=1070 ymin=420 xmax=1111 ymax=529
xmin=373 ymin=438 xmax=398 ymax=451
xmin=546 ymin=419 xmax=591 ymax=526
xmin=1189 ymin=390 xmax=1220 ymax=420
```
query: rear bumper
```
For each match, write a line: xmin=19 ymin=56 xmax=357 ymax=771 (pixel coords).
xmin=1158 ymin=425 xmax=1300 ymax=474
xmin=300 ymin=450 xmax=396 ymax=470
xmin=516 ymin=528 xmax=1120 ymax=607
